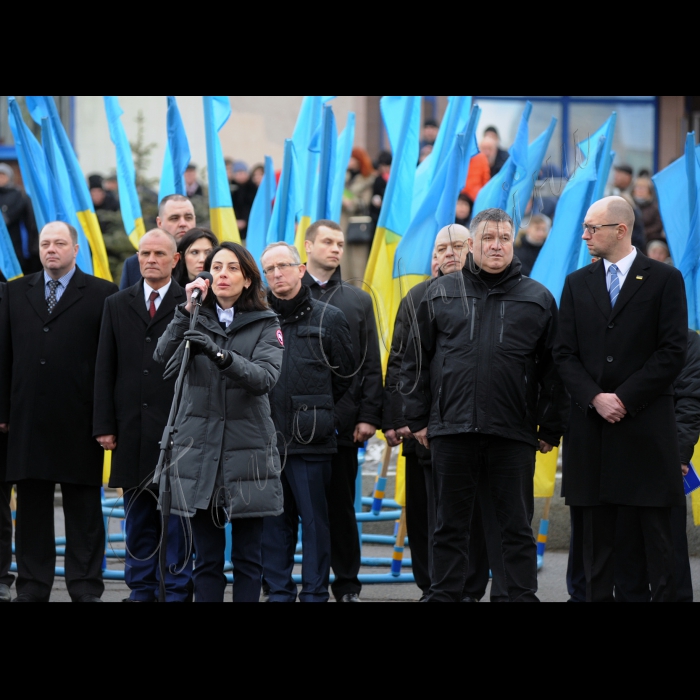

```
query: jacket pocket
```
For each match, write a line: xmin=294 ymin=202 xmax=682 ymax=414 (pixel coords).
xmin=291 ymin=394 xmax=335 ymax=446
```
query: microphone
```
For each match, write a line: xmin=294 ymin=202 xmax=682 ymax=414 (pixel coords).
xmin=191 ymin=272 xmax=213 ymax=304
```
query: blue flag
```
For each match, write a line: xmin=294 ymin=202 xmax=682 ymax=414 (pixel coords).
xmin=0 ymin=214 xmax=23 ymax=280
xmin=246 ymin=156 xmax=276 ymax=268
xmin=268 ymin=140 xmax=301 ymax=247
xmin=332 ymin=113 xmax=356 ymax=224
xmin=312 ymin=104 xmax=338 ymax=222
xmin=159 ymin=96 xmax=191 ymax=202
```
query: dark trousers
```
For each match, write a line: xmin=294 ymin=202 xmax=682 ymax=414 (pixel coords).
xmin=582 ymin=505 xmax=676 ymax=603
xmin=567 ymin=506 xmax=586 ymax=603
xmin=0 ymin=482 xmax=14 ymax=588
xmin=405 ymin=447 xmax=434 ymax=595
xmin=329 ymin=446 xmax=362 ymax=599
xmin=123 ymin=489 xmax=193 ymax=603
xmin=262 ymin=455 xmax=332 ymax=603
xmin=191 ymin=508 xmax=264 ymax=603
xmin=15 ymin=480 xmax=105 ymax=602
xmin=429 ymin=434 xmax=538 ymax=603
xmin=614 ymin=503 xmax=692 ymax=603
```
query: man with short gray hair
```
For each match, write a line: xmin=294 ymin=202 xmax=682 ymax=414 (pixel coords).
xmin=260 ymin=242 xmax=355 ymax=602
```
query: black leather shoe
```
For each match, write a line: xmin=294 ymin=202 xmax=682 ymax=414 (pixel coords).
xmin=0 ymin=584 xmax=11 ymax=603
xmin=13 ymin=594 xmax=44 ymax=603
xmin=338 ymin=594 xmax=361 ymax=603
xmin=461 ymin=596 xmax=479 ymax=603
xmin=74 ymin=595 xmax=103 ymax=603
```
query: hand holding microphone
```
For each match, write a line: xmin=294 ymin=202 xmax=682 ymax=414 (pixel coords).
xmin=185 ymin=272 xmax=214 ymax=313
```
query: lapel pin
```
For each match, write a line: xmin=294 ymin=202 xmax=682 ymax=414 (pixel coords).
xmin=636 ymin=276 xmax=643 ymax=280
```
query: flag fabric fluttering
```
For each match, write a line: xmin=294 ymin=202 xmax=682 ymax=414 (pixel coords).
xmin=8 ymin=98 xmax=94 ymax=275
xmin=312 ymin=104 xmax=338 ymax=223
xmin=472 ymin=102 xmax=532 ymax=224
xmin=653 ymin=134 xmax=700 ymax=330
xmin=24 ymin=96 xmax=112 ymax=281
xmin=267 ymin=140 xmax=301 ymax=249
xmin=331 ymin=113 xmax=356 ymax=224
xmin=159 ymin=96 xmax=191 ymax=203
xmin=203 ymin=96 xmax=240 ymax=244
xmin=530 ymin=114 xmax=617 ymax=304
xmin=0 ymin=214 xmax=23 ymax=281
xmin=104 ymin=96 xmax=146 ymax=250
xmin=364 ymin=96 xmax=422 ymax=363
xmin=292 ymin=96 xmax=336 ymax=253
xmin=246 ymin=155 xmax=276 ymax=268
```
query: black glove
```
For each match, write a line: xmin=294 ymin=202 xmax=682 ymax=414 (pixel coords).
xmin=162 ymin=342 xmax=187 ymax=381
xmin=184 ymin=330 xmax=228 ymax=366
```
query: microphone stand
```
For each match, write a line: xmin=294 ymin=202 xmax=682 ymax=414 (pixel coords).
xmin=153 ymin=292 xmax=203 ymax=604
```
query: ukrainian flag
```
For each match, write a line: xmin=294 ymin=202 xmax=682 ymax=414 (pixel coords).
xmin=246 ymin=155 xmax=276 ymax=267
xmin=312 ymin=104 xmax=338 ymax=223
xmin=331 ymin=112 xmax=356 ymax=224
xmin=25 ymin=96 xmax=112 ymax=281
xmin=292 ymin=96 xmax=336 ymax=255
xmin=0 ymin=214 xmax=23 ymax=281
xmin=104 ymin=96 xmax=146 ymax=249
xmin=159 ymin=95 xmax=191 ymax=202
xmin=203 ymin=96 xmax=240 ymax=244
xmin=267 ymin=140 xmax=301 ymax=249
xmin=364 ymin=96 xmax=422 ymax=366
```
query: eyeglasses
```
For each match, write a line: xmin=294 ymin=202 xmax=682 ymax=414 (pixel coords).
xmin=582 ymin=223 xmax=621 ymax=235
xmin=263 ymin=263 xmax=299 ymax=277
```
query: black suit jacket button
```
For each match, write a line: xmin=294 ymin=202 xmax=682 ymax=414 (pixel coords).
xmin=145 ymin=337 xmax=152 ymax=343
xmin=142 ymin=403 xmax=148 ymax=409
xmin=607 ymin=356 xmax=614 ymax=363
xmin=143 ymin=370 xmax=149 ymax=376
xmin=608 ymin=323 xmax=615 ymax=329
xmin=40 ymin=359 xmax=46 ymax=365
xmin=43 ymin=327 xmax=50 ymax=333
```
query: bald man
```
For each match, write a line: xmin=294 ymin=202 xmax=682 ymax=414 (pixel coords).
xmin=0 ymin=221 xmax=118 ymax=602
xmin=555 ymin=196 xmax=688 ymax=602
xmin=94 ymin=229 xmax=192 ymax=602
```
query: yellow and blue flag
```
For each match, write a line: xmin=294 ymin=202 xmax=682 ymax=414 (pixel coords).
xmin=9 ymin=98 xmax=93 ymax=274
xmin=246 ymin=155 xmax=276 ymax=267
xmin=0 ymin=215 xmax=22 ymax=281
xmin=267 ymin=139 xmax=301 ymax=249
xmin=203 ymin=96 xmax=240 ymax=244
xmin=159 ymin=96 xmax=191 ymax=202
xmin=292 ymin=96 xmax=336 ymax=253
xmin=653 ymin=134 xmax=700 ymax=330
xmin=24 ymin=96 xmax=112 ymax=281
xmin=365 ymin=96 xmax=422 ymax=365
xmin=331 ymin=112 xmax=356 ymax=224
xmin=104 ymin=96 xmax=146 ymax=249
xmin=530 ymin=114 xmax=617 ymax=304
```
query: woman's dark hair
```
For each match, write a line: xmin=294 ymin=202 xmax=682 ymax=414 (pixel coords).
xmin=203 ymin=242 xmax=269 ymax=312
xmin=174 ymin=228 xmax=219 ymax=286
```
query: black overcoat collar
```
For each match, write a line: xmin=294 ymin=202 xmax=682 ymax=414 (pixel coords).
xmin=27 ymin=266 xmax=86 ymax=324
xmin=128 ymin=279 xmax=185 ymax=329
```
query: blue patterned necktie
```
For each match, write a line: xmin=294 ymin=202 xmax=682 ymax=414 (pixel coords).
xmin=609 ymin=264 xmax=620 ymax=308
xmin=47 ymin=280 xmax=60 ymax=314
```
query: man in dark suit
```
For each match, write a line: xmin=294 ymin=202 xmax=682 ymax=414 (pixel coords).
xmin=94 ymin=229 xmax=192 ymax=603
xmin=0 ymin=279 xmax=12 ymax=603
xmin=120 ymin=195 xmax=197 ymax=290
xmin=555 ymin=196 xmax=687 ymax=603
xmin=0 ymin=222 xmax=118 ymax=602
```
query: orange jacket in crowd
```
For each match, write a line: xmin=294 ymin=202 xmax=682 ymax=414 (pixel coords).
xmin=463 ymin=153 xmax=491 ymax=201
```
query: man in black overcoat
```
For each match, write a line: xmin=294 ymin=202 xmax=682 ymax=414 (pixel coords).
xmin=301 ymin=220 xmax=383 ymax=604
xmin=0 ymin=279 xmax=12 ymax=602
xmin=554 ymin=196 xmax=688 ymax=603
xmin=94 ymin=229 xmax=192 ymax=603
xmin=0 ymin=222 xmax=118 ymax=602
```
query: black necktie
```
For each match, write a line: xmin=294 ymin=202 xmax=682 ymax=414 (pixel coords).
xmin=47 ymin=280 xmax=60 ymax=315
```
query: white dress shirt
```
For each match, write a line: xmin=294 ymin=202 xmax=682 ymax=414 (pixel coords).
xmin=143 ymin=280 xmax=172 ymax=312
xmin=217 ymin=304 xmax=235 ymax=328
xmin=604 ymin=248 xmax=637 ymax=292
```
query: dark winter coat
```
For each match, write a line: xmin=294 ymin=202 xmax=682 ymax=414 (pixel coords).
xmin=303 ymin=269 xmax=383 ymax=446
xmin=0 ymin=282 xmax=7 ymax=482
xmin=674 ymin=330 xmax=700 ymax=465
xmin=0 ymin=186 xmax=39 ymax=273
xmin=0 ymin=268 xmax=118 ymax=485
xmin=155 ymin=305 xmax=284 ymax=519
xmin=402 ymin=257 xmax=568 ymax=449
xmin=269 ymin=285 xmax=355 ymax=457
xmin=554 ymin=254 xmax=687 ymax=508
xmin=515 ymin=242 xmax=543 ymax=278
xmin=93 ymin=280 xmax=186 ymax=490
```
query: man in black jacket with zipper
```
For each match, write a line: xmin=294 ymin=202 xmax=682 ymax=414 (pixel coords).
xmin=402 ymin=208 xmax=568 ymax=603
xmin=261 ymin=242 xmax=354 ymax=603
xmin=302 ymin=220 xmax=383 ymax=603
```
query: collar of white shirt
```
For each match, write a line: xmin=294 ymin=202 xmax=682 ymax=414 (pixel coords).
xmin=604 ymin=248 xmax=637 ymax=288
xmin=143 ymin=280 xmax=172 ymax=310
xmin=217 ymin=304 xmax=235 ymax=328
xmin=309 ymin=273 xmax=331 ymax=287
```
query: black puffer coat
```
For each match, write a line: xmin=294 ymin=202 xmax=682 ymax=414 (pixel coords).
xmin=269 ymin=285 xmax=355 ymax=457
xmin=402 ymin=257 xmax=568 ymax=448
xmin=675 ymin=330 xmax=700 ymax=464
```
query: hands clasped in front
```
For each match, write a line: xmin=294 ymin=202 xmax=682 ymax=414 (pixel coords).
xmin=592 ymin=393 xmax=627 ymax=424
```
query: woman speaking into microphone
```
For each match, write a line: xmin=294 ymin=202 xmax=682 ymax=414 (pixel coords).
xmin=155 ymin=242 xmax=284 ymax=603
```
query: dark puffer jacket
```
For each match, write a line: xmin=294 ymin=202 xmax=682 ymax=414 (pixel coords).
xmin=401 ymin=257 xmax=568 ymax=448
xmin=675 ymin=330 xmax=700 ymax=464
xmin=269 ymin=285 xmax=355 ymax=457
xmin=154 ymin=305 xmax=284 ymax=520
